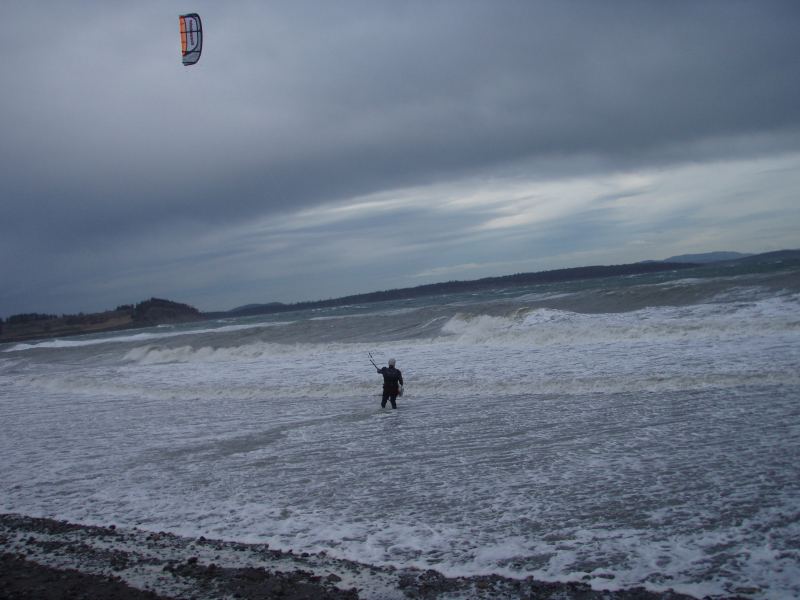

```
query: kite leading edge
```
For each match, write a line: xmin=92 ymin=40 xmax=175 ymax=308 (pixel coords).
xmin=179 ymin=13 xmax=202 ymax=66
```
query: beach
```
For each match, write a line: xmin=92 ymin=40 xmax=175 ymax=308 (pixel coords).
xmin=1 ymin=514 xmax=720 ymax=599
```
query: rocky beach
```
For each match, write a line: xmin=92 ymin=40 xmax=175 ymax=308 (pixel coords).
xmin=0 ymin=514 xmax=745 ymax=600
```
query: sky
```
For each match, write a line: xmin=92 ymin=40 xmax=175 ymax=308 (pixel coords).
xmin=1 ymin=1 xmax=799 ymax=316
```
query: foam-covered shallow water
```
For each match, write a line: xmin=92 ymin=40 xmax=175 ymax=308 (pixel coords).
xmin=2 ymin=264 xmax=800 ymax=599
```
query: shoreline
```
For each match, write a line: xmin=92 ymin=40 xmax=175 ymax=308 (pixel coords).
xmin=0 ymin=513 xmax=740 ymax=600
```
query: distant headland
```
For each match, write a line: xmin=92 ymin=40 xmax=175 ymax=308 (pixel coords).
xmin=2 ymin=249 xmax=797 ymax=344
xmin=0 ymin=298 xmax=201 ymax=344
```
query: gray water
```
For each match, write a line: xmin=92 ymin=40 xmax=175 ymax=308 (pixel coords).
xmin=2 ymin=262 xmax=799 ymax=598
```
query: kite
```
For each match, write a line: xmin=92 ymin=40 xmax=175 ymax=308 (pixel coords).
xmin=179 ymin=13 xmax=202 ymax=66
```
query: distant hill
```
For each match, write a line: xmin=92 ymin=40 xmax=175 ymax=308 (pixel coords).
xmin=223 ymin=261 xmax=698 ymax=317
xmin=131 ymin=297 xmax=201 ymax=326
xmin=733 ymin=249 xmax=800 ymax=263
xmin=0 ymin=298 xmax=202 ymax=344
xmin=228 ymin=249 xmax=800 ymax=318
xmin=662 ymin=251 xmax=752 ymax=264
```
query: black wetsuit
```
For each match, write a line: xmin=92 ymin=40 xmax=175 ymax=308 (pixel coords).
xmin=378 ymin=366 xmax=403 ymax=409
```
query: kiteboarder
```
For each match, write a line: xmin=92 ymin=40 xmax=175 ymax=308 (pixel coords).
xmin=374 ymin=357 xmax=403 ymax=409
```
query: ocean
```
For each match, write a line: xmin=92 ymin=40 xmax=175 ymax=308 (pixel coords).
xmin=1 ymin=260 xmax=799 ymax=599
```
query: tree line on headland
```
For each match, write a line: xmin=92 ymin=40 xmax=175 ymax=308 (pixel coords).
xmin=223 ymin=261 xmax=699 ymax=317
xmin=204 ymin=249 xmax=800 ymax=317
xmin=0 ymin=298 xmax=200 ymax=342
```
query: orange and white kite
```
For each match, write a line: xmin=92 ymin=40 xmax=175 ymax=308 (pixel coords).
xmin=179 ymin=13 xmax=202 ymax=66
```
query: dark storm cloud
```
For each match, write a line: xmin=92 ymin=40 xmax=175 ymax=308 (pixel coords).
xmin=218 ymin=1 xmax=800 ymax=220
xmin=1 ymin=1 xmax=799 ymax=314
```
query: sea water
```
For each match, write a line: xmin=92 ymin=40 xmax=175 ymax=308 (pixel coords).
xmin=1 ymin=262 xmax=799 ymax=599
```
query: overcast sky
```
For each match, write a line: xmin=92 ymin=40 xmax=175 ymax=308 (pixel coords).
xmin=2 ymin=1 xmax=799 ymax=316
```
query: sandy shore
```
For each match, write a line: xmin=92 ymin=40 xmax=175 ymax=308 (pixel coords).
xmin=1 ymin=513 xmax=743 ymax=599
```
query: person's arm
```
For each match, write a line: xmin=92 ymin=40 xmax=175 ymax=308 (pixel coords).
xmin=398 ymin=370 xmax=404 ymax=386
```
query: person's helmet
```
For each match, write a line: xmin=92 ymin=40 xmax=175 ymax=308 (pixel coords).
xmin=388 ymin=358 xmax=396 ymax=366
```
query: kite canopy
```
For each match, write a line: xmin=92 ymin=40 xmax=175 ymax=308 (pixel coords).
xmin=179 ymin=13 xmax=202 ymax=66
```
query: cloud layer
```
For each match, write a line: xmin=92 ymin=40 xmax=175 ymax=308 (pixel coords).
xmin=1 ymin=1 xmax=799 ymax=314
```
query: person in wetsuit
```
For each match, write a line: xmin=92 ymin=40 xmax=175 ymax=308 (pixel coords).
xmin=377 ymin=358 xmax=403 ymax=409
